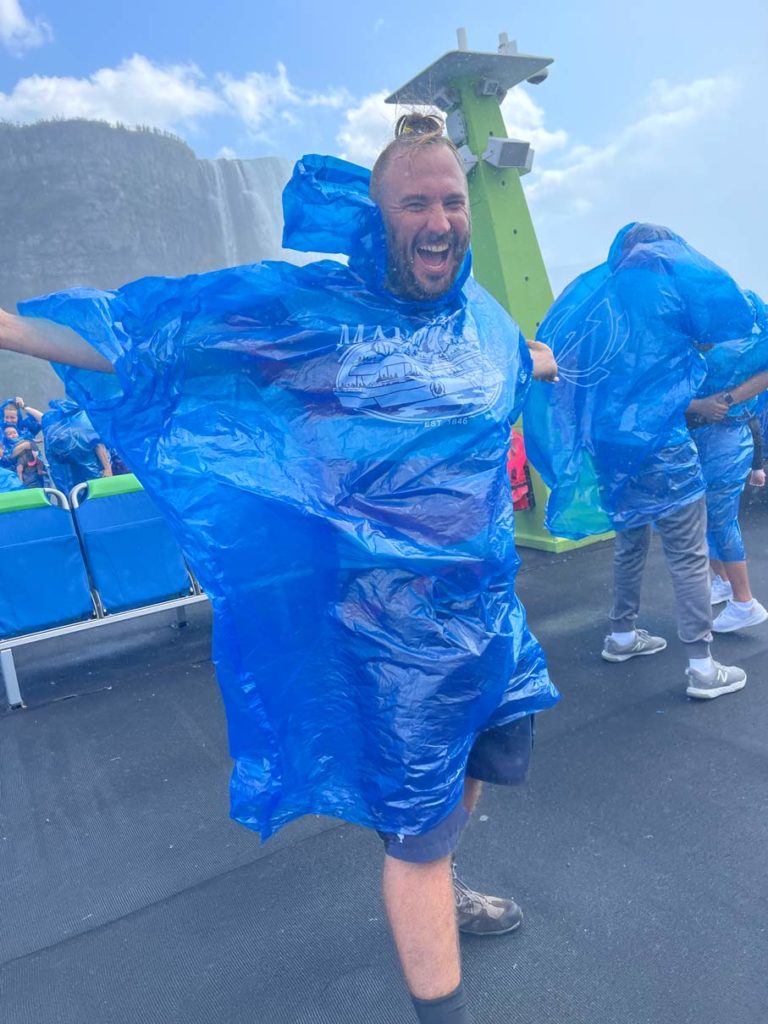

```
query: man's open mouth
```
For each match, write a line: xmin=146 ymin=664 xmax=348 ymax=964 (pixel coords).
xmin=415 ymin=242 xmax=451 ymax=271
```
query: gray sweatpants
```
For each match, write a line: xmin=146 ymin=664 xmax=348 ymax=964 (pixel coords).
xmin=610 ymin=497 xmax=713 ymax=658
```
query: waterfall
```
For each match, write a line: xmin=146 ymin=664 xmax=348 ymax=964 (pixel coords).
xmin=199 ymin=160 xmax=241 ymax=268
xmin=0 ymin=121 xmax=298 ymax=404
xmin=198 ymin=157 xmax=292 ymax=268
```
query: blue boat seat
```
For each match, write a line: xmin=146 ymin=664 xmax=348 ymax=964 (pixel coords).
xmin=0 ymin=489 xmax=94 ymax=639
xmin=72 ymin=475 xmax=192 ymax=614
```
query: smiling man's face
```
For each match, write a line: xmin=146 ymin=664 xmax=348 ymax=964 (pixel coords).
xmin=375 ymin=144 xmax=471 ymax=301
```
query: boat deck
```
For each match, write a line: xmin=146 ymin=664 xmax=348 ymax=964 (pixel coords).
xmin=2 ymin=495 xmax=766 ymax=1023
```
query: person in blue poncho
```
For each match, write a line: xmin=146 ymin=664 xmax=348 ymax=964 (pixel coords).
xmin=42 ymin=398 xmax=113 ymax=494
xmin=1 ymin=424 xmax=46 ymax=487
xmin=525 ymin=223 xmax=755 ymax=702
xmin=2 ymin=396 xmax=43 ymax=438
xmin=686 ymin=289 xmax=768 ymax=634
xmin=0 ymin=115 xmax=559 ymax=1024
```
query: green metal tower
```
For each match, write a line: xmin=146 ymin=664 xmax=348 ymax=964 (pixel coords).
xmin=387 ymin=30 xmax=609 ymax=552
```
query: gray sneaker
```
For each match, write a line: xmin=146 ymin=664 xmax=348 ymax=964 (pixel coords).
xmin=453 ymin=870 xmax=523 ymax=936
xmin=685 ymin=662 xmax=747 ymax=700
xmin=601 ymin=628 xmax=668 ymax=662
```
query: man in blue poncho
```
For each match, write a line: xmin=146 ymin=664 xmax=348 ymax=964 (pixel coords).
xmin=0 ymin=115 xmax=559 ymax=1024
xmin=525 ymin=223 xmax=755 ymax=702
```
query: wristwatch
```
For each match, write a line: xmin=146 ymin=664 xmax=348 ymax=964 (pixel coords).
xmin=723 ymin=392 xmax=735 ymax=406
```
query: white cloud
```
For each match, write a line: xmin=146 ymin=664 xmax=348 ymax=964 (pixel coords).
xmin=218 ymin=63 xmax=350 ymax=139
xmin=500 ymin=87 xmax=568 ymax=156
xmin=0 ymin=0 xmax=51 ymax=55
xmin=218 ymin=63 xmax=298 ymax=135
xmin=507 ymin=73 xmax=760 ymax=289
xmin=0 ymin=56 xmax=350 ymax=144
xmin=527 ymin=76 xmax=740 ymax=227
xmin=0 ymin=54 xmax=223 ymax=128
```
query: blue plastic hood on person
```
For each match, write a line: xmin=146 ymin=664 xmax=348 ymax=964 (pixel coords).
xmin=524 ymin=223 xmax=755 ymax=537
xmin=1 ymin=398 xmax=40 ymax=439
xmin=42 ymin=398 xmax=104 ymax=495
xmin=19 ymin=154 xmax=558 ymax=840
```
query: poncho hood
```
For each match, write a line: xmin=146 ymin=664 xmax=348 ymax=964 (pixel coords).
xmin=282 ymin=153 xmax=472 ymax=310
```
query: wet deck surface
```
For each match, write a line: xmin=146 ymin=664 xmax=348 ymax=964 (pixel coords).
xmin=2 ymin=496 xmax=767 ymax=1023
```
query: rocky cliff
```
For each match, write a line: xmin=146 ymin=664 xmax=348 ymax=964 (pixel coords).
xmin=0 ymin=120 xmax=294 ymax=405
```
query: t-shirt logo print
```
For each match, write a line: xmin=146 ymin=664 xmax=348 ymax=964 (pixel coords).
xmin=335 ymin=317 xmax=503 ymax=423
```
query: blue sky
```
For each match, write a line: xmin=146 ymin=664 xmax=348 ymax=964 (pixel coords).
xmin=2 ymin=0 xmax=766 ymax=292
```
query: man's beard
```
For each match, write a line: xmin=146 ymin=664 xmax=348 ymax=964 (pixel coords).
xmin=384 ymin=230 xmax=469 ymax=300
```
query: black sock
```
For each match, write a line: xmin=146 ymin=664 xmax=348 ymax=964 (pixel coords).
xmin=411 ymin=982 xmax=474 ymax=1023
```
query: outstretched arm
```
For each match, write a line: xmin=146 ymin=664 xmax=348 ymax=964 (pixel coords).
xmin=0 ymin=308 xmax=114 ymax=374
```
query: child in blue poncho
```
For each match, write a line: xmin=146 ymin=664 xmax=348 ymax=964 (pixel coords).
xmin=2 ymin=425 xmax=46 ymax=487
xmin=0 ymin=116 xmax=559 ymax=1024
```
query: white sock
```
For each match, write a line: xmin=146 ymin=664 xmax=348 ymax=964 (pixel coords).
xmin=732 ymin=599 xmax=754 ymax=611
xmin=689 ymin=656 xmax=714 ymax=674
xmin=611 ymin=630 xmax=636 ymax=646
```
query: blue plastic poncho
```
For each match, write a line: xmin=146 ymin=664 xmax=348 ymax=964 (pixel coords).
xmin=692 ymin=420 xmax=753 ymax=561
xmin=525 ymin=224 xmax=755 ymax=537
xmin=20 ymin=154 xmax=559 ymax=840
xmin=41 ymin=399 xmax=105 ymax=495
xmin=0 ymin=465 xmax=23 ymax=491
xmin=1 ymin=398 xmax=40 ymax=439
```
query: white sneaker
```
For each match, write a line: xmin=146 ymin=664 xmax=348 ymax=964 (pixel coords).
xmin=710 ymin=575 xmax=733 ymax=605
xmin=712 ymin=599 xmax=768 ymax=633
xmin=685 ymin=662 xmax=746 ymax=700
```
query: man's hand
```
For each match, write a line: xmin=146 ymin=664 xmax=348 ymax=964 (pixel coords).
xmin=750 ymin=468 xmax=766 ymax=487
xmin=527 ymin=340 xmax=559 ymax=383
xmin=14 ymin=396 xmax=24 ymax=408
xmin=688 ymin=395 xmax=729 ymax=422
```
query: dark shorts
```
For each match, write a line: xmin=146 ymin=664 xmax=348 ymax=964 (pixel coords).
xmin=379 ymin=714 xmax=535 ymax=864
